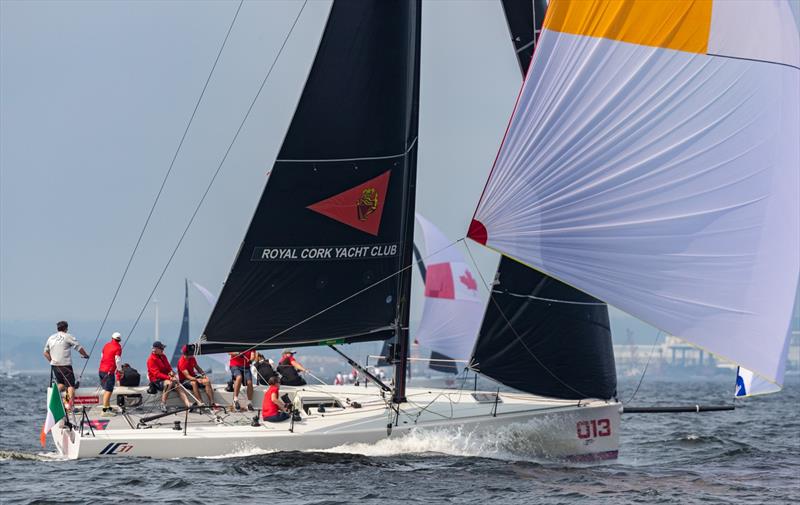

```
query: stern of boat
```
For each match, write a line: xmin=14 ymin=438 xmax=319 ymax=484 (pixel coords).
xmin=50 ymin=417 xmax=81 ymax=460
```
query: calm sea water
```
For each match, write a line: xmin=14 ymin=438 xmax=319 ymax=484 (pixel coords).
xmin=1 ymin=372 xmax=798 ymax=505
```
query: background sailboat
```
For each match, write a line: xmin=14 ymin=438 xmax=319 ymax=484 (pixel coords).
xmin=412 ymin=214 xmax=483 ymax=375
xmin=169 ymin=279 xmax=220 ymax=370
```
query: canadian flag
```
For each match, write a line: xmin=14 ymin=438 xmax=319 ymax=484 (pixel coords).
xmin=414 ymin=214 xmax=484 ymax=370
xmin=424 ymin=261 xmax=480 ymax=302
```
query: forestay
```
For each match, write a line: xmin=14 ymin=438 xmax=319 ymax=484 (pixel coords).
xmin=469 ymin=0 xmax=800 ymax=387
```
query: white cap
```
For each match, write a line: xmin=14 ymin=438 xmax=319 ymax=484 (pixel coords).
xmin=111 ymin=332 xmax=122 ymax=341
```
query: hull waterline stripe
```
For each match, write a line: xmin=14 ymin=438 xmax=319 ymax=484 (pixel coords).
xmin=565 ymin=450 xmax=619 ymax=462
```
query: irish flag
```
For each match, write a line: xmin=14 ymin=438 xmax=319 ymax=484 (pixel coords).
xmin=40 ymin=383 xmax=66 ymax=447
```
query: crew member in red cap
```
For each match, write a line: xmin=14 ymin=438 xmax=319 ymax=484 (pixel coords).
xmin=147 ymin=341 xmax=192 ymax=412
xmin=98 ymin=331 xmax=123 ymax=416
xmin=177 ymin=344 xmax=216 ymax=407
xmin=277 ymin=349 xmax=308 ymax=386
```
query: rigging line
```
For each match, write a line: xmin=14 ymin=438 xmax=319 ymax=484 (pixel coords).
xmin=79 ymin=0 xmax=245 ymax=379
xmin=463 ymin=240 xmax=591 ymax=399
xmin=497 ymin=290 xmax=608 ymax=306
xmin=215 ymin=237 xmax=466 ymax=355
xmin=625 ymin=330 xmax=663 ymax=404
xmin=121 ymin=0 xmax=309 ymax=350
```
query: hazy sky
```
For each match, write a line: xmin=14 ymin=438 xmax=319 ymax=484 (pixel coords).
xmin=2 ymin=0 xmax=547 ymax=344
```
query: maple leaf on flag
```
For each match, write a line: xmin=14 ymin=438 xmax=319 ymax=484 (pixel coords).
xmin=459 ymin=270 xmax=477 ymax=291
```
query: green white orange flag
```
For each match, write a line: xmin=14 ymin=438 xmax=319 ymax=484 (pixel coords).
xmin=40 ymin=383 xmax=66 ymax=447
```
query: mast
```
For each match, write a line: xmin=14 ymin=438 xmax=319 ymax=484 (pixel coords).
xmin=377 ymin=242 xmax=426 ymax=369
xmin=392 ymin=0 xmax=422 ymax=405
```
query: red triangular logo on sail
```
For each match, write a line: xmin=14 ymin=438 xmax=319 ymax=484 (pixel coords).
xmin=307 ymin=170 xmax=391 ymax=236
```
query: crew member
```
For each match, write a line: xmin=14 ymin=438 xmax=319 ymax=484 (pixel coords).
xmin=252 ymin=353 xmax=277 ymax=386
xmin=277 ymin=349 xmax=307 ymax=386
xmin=43 ymin=320 xmax=89 ymax=412
xmin=98 ymin=331 xmax=123 ymax=416
xmin=147 ymin=341 xmax=192 ymax=412
xmin=178 ymin=345 xmax=215 ymax=407
xmin=261 ymin=376 xmax=290 ymax=423
xmin=228 ymin=350 xmax=255 ymax=411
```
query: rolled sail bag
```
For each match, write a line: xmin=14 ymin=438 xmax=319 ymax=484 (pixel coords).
xmin=119 ymin=364 xmax=141 ymax=387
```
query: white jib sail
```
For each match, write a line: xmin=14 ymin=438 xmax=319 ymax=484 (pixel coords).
xmin=469 ymin=0 xmax=799 ymax=388
xmin=415 ymin=214 xmax=484 ymax=370
xmin=189 ymin=280 xmax=228 ymax=369
xmin=190 ymin=280 xmax=218 ymax=306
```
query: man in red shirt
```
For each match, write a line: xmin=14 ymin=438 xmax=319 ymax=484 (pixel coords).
xmin=261 ymin=376 xmax=290 ymax=422
xmin=147 ymin=341 xmax=191 ymax=412
xmin=178 ymin=345 xmax=215 ymax=407
xmin=228 ymin=350 xmax=255 ymax=412
xmin=277 ymin=349 xmax=308 ymax=386
xmin=98 ymin=332 xmax=123 ymax=416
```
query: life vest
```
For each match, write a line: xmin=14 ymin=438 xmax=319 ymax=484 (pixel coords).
xmin=254 ymin=361 xmax=277 ymax=385
xmin=277 ymin=356 xmax=305 ymax=386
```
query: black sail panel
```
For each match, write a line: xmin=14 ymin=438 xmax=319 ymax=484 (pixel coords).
xmin=500 ymin=0 xmax=548 ymax=75
xmin=170 ymin=279 xmax=190 ymax=367
xmin=202 ymin=1 xmax=420 ymax=353
xmin=470 ymin=0 xmax=617 ymax=399
xmin=473 ymin=257 xmax=617 ymax=399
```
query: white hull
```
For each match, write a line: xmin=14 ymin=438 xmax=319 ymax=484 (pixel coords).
xmin=51 ymin=384 xmax=620 ymax=460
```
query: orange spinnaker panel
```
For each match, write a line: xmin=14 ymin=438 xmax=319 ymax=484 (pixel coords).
xmin=544 ymin=0 xmax=712 ymax=54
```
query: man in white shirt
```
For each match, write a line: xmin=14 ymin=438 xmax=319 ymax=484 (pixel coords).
xmin=43 ymin=321 xmax=89 ymax=411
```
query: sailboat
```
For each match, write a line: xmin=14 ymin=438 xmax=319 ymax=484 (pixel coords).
xmin=168 ymin=279 xmax=218 ymax=372
xmin=169 ymin=279 xmax=191 ymax=369
xmin=47 ymin=0 xmax=798 ymax=459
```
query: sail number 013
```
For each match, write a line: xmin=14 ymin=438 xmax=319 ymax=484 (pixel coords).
xmin=576 ymin=419 xmax=611 ymax=439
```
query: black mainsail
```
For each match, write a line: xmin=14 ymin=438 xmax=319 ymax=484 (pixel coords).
xmin=468 ymin=0 xmax=617 ymax=400
xmin=201 ymin=0 xmax=421 ymax=371
xmin=500 ymin=0 xmax=548 ymax=75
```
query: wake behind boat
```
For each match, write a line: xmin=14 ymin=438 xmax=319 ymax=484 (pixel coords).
xmin=51 ymin=383 xmax=619 ymax=460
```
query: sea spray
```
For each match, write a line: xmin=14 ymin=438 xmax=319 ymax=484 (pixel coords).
xmin=321 ymin=416 xmax=572 ymax=462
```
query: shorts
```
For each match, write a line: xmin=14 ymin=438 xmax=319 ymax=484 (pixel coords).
xmin=98 ymin=371 xmax=115 ymax=392
xmin=152 ymin=379 xmax=171 ymax=392
xmin=181 ymin=378 xmax=201 ymax=389
xmin=52 ymin=365 xmax=76 ymax=388
xmin=231 ymin=366 xmax=252 ymax=383
xmin=263 ymin=411 xmax=290 ymax=423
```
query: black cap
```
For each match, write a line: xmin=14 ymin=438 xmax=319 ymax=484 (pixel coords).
xmin=152 ymin=341 xmax=165 ymax=349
